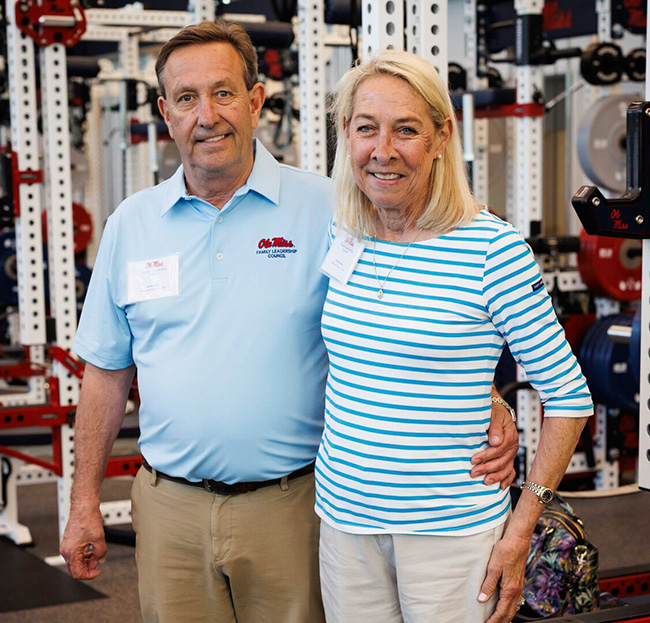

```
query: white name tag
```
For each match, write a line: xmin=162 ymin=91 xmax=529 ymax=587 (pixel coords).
xmin=320 ymin=232 xmax=365 ymax=285
xmin=126 ymin=253 xmax=180 ymax=303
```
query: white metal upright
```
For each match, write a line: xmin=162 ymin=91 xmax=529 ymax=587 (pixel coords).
xmin=40 ymin=41 xmax=81 ymax=539
xmin=463 ymin=0 xmax=489 ymax=204
xmin=361 ymin=1 xmax=405 ymax=55
xmin=0 ymin=0 xmax=50 ymax=545
xmin=297 ymin=0 xmax=328 ymax=174
xmin=637 ymin=0 xmax=650 ymax=491
xmin=513 ymin=0 xmax=543 ymax=238
xmin=188 ymin=0 xmax=215 ymax=23
xmin=405 ymin=0 xmax=448 ymax=85
xmin=4 ymin=5 xmax=48 ymax=351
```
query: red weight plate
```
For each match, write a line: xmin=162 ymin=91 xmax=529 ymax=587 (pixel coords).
xmin=42 ymin=202 xmax=93 ymax=255
xmin=578 ymin=229 xmax=642 ymax=301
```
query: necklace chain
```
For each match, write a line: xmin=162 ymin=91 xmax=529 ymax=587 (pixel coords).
xmin=372 ymin=239 xmax=414 ymax=299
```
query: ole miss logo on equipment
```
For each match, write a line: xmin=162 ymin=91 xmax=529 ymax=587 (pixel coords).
xmin=257 ymin=236 xmax=297 ymax=259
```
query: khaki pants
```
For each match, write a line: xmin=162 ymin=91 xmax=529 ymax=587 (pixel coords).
xmin=319 ymin=519 xmax=506 ymax=623
xmin=131 ymin=467 xmax=325 ymax=623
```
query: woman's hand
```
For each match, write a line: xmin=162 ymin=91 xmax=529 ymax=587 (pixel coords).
xmin=478 ymin=529 xmax=529 ymax=623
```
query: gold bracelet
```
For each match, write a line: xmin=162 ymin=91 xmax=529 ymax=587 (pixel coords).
xmin=491 ymin=396 xmax=516 ymax=423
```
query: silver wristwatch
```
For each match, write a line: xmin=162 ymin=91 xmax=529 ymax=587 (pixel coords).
xmin=520 ymin=481 xmax=554 ymax=504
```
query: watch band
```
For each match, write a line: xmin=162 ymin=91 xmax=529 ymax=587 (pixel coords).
xmin=491 ymin=396 xmax=516 ymax=423
xmin=520 ymin=481 xmax=554 ymax=504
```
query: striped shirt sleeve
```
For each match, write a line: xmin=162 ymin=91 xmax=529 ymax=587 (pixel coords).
xmin=482 ymin=225 xmax=593 ymax=417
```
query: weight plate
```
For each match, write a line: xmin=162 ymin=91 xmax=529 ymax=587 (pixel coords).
xmin=578 ymin=229 xmax=642 ymax=301
xmin=578 ymin=313 xmax=638 ymax=411
xmin=625 ymin=48 xmax=646 ymax=82
xmin=42 ymin=202 xmax=94 ymax=255
xmin=581 ymin=42 xmax=624 ymax=85
xmin=577 ymin=93 xmax=642 ymax=193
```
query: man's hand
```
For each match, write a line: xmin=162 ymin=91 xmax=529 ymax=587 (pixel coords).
xmin=478 ymin=531 xmax=529 ymax=623
xmin=471 ymin=398 xmax=519 ymax=488
xmin=60 ymin=504 xmax=107 ymax=580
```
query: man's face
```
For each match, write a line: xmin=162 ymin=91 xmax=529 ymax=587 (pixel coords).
xmin=158 ymin=42 xmax=264 ymax=189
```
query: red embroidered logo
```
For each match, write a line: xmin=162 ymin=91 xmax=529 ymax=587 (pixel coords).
xmin=256 ymin=237 xmax=297 ymax=259
xmin=258 ymin=237 xmax=294 ymax=249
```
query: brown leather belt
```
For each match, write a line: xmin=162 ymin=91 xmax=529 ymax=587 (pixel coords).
xmin=142 ymin=458 xmax=315 ymax=495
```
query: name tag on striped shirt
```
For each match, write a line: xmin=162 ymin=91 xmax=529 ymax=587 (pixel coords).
xmin=320 ymin=233 xmax=364 ymax=284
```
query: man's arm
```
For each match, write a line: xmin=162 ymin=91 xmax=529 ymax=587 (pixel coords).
xmin=60 ymin=362 xmax=136 ymax=580
xmin=470 ymin=386 xmax=519 ymax=488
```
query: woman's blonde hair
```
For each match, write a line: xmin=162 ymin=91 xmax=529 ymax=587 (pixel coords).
xmin=330 ymin=49 xmax=480 ymax=237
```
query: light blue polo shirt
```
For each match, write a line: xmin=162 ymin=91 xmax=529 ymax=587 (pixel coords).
xmin=74 ymin=140 xmax=333 ymax=483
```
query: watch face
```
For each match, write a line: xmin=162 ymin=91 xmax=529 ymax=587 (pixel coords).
xmin=540 ymin=489 xmax=553 ymax=503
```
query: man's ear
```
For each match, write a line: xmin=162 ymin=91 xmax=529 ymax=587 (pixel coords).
xmin=249 ymin=82 xmax=266 ymax=130
xmin=158 ymin=96 xmax=174 ymax=140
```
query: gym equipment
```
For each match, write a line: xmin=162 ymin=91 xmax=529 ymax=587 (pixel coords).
xmin=0 ymin=231 xmax=18 ymax=305
xmin=41 ymin=202 xmax=93 ymax=255
xmin=577 ymin=94 xmax=642 ymax=193
xmin=578 ymin=314 xmax=638 ymax=412
xmin=580 ymin=42 xmax=625 ymax=85
xmin=625 ymin=47 xmax=646 ymax=82
xmin=578 ymin=229 xmax=642 ymax=301
xmin=75 ymin=262 xmax=91 ymax=315
xmin=573 ymin=101 xmax=650 ymax=238
xmin=448 ymin=62 xmax=467 ymax=92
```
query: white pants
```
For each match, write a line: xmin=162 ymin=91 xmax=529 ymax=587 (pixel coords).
xmin=319 ymin=520 xmax=505 ymax=623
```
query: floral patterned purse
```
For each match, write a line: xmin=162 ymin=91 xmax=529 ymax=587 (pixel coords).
xmin=515 ymin=494 xmax=599 ymax=621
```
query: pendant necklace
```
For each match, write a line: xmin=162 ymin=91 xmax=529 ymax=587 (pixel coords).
xmin=372 ymin=238 xmax=415 ymax=299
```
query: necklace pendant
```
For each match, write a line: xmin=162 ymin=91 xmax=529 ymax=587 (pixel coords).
xmin=377 ymin=289 xmax=384 ymax=299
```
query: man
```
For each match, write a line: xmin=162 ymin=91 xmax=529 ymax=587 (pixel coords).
xmin=60 ymin=21 xmax=518 ymax=623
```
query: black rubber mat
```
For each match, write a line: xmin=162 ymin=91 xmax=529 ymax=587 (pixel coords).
xmin=0 ymin=537 xmax=105 ymax=612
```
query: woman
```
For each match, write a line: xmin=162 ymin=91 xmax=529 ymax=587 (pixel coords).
xmin=316 ymin=49 xmax=593 ymax=623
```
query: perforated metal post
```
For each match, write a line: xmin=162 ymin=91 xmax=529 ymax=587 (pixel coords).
xmin=405 ymin=0 xmax=447 ymax=85
xmin=513 ymin=0 xmax=543 ymax=238
xmin=596 ymin=0 xmax=611 ymax=41
xmin=637 ymin=0 xmax=650 ymax=491
xmin=463 ymin=0 xmax=489 ymax=204
xmin=362 ymin=1 xmax=405 ymax=56
xmin=5 ymin=5 xmax=48 ymax=350
xmin=298 ymin=0 xmax=327 ymax=174
xmin=40 ymin=42 xmax=81 ymax=539
xmin=84 ymin=82 xmax=105 ymax=265
xmin=188 ymin=0 xmax=215 ymax=23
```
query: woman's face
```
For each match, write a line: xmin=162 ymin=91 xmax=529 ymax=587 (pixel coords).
xmin=345 ymin=75 xmax=449 ymax=217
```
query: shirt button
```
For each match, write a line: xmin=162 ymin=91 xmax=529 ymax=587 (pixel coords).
xmin=217 ymin=216 xmax=223 ymax=223
xmin=216 ymin=253 xmax=224 ymax=260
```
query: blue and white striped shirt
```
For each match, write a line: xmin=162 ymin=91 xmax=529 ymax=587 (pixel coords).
xmin=315 ymin=210 xmax=593 ymax=535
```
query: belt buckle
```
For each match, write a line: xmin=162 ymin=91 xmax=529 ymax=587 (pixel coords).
xmin=202 ymin=479 xmax=219 ymax=494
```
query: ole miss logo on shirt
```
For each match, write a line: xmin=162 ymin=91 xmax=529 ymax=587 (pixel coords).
xmin=256 ymin=236 xmax=297 ymax=259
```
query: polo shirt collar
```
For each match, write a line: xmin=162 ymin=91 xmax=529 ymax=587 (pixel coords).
xmin=159 ymin=139 xmax=280 ymax=217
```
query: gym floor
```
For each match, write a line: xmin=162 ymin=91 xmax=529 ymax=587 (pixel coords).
xmin=2 ymin=477 xmax=650 ymax=622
